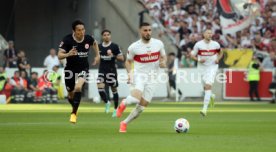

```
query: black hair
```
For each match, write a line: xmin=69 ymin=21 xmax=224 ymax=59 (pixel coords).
xmin=139 ymin=22 xmax=151 ymax=28
xmin=72 ymin=19 xmax=85 ymax=31
xmin=101 ymin=29 xmax=111 ymax=35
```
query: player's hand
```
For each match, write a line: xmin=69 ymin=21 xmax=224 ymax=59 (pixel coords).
xmin=107 ymin=50 xmax=113 ymax=56
xmin=92 ymin=55 xmax=100 ymax=66
xmin=199 ymin=59 xmax=206 ymax=63
xmin=67 ymin=48 xmax=78 ymax=57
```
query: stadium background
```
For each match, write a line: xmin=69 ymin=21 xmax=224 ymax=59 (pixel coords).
xmin=0 ymin=1 xmax=276 ymax=152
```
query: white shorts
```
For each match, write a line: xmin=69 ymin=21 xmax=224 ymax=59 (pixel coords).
xmin=130 ymin=74 xmax=156 ymax=102
xmin=198 ymin=64 xmax=218 ymax=85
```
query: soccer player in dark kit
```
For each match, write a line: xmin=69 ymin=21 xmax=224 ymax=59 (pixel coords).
xmin=58 ymin=20 xmax=100 ymax=124
xmin=97 ymin=29 xmax=124 ymax=117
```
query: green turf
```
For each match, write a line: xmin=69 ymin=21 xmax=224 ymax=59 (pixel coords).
xmin=0 ymin=102 xmax=275 ymax=152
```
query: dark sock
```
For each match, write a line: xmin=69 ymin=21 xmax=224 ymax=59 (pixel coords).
xmin=113 ymin=92 xmax=119 ymax=109
xmin=98 ymin=88 xmax=108 ymax=103
xmin=72 ymin=92 xmax=81 ymax=114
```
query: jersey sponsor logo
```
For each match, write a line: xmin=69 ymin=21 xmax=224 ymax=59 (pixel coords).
xmin=134 ymin=51 xmax=160 ymax=63
xmin=198 ymin=49 xmax=220 ymax=56
xmin=100 ymin=55 xmax=112 ymax=60
xmin=85 ymin=44 xmax=89 ymax=49
xmin=59 ymin=41 xmax=64 ymax=47
xmin=77 ymin=52 xmax=88 ymax=57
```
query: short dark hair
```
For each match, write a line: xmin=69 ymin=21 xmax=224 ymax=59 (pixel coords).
xmin=72 ymin=19 xmax=85 ymax=30
xmin=139 ymin=22 xmax=151 ymax=28
xmin=101 ymin=29 xmax=111 ymax=35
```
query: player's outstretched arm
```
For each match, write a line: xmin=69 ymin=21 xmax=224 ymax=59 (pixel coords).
xmin=92 ymin=41 xmax=100 ymax=65
xmin=58 ymin=48 xmax=77 ymax=60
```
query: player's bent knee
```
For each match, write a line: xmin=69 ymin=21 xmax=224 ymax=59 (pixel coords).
xmin=131 ymin=89 xmax=142 ymax=100
xmin=111 ymin=87 xmax=117 ymax=92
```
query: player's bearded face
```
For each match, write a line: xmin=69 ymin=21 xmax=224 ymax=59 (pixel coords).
xmin=140 ymin=26 xmax=152 ymax=41
xmin=74 ymin=25 xmax=85 ymax=40
xmin=102 ymin=32 xmax=111 ymax=42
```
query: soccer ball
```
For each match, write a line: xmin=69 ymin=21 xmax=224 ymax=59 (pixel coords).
xmin=174 ymin=118 xmax=190 ymax=133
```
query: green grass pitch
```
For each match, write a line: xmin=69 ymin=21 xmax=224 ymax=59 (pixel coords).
xmin=0 ymin=101 xmax=275 ymax=152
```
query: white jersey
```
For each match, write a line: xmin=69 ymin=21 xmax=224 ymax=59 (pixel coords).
xmin=191 ymin=40 xmax=221 ymax=66
xmin=127 ymin=38 xmax=166 ymax=74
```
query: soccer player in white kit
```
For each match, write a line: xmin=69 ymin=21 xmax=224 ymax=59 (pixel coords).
xmin=191 ymin=29 xmax=223 ymax=116
xmin=116 ymin=22 xmax=167 ymax=133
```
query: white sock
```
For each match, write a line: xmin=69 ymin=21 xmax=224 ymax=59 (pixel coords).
xmin=203 ymin=90 xmax=212 ymax=111
xmin=123 ymin=95 xmax=140 ymax=106
xmin=123 ymin=104 xmax=145 ymax=124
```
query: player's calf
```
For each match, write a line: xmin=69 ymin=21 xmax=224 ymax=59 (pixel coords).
xmin=116 ymin=95 xmax=140 ymax=118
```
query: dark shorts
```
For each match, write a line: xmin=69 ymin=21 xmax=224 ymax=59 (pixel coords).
xmin=64 ymin=67 xmax=89 ymax=92
xmin=97 ymin=70 xmax=118 ymax=88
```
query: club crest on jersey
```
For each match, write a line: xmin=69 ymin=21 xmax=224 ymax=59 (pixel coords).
xmin=85 ymin=44 xmax=89 ymax=49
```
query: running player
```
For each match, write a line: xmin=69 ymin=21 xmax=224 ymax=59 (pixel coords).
xmin=116 ymin=22 xmax=167 ymax=133
xmin=58 ymin=19 xmax=100 ymax=123
xmin=190 ymin=29 xmax=223 ymax=116
xmin=97 ymin=29 xmax=124 ymax=117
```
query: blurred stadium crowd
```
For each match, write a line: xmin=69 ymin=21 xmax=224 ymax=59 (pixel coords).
xmin=142 ymin=0 xmax=276 ymax=67
xmin=0 ymin=44 xmax=64 ymax=103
